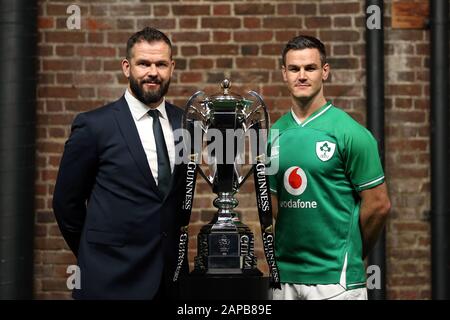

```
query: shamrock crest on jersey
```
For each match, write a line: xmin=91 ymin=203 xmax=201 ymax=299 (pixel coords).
xmin=316 ymin=141 xmax=336 ymax=161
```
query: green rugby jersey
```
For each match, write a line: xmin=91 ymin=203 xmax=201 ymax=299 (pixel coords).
xmin=268 ymin=101 xmax=385 ymax=289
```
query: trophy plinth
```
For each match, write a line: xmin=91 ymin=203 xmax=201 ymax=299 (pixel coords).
xmin=194 ymin=192 xmax=261 ymax=275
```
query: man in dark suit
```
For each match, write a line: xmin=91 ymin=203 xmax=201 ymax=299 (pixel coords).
xmin=53 ymin=27 xmax=188 ymax=299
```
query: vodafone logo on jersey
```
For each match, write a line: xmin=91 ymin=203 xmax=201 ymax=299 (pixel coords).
xmin=283 ymin=166 xmax=308 ymax=196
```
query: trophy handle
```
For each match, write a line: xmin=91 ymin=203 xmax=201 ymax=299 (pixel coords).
xmin=185 ymin=90 xmax=205 ymax=108
xmin=234 ymin=91 xmax=270 ymax=190
xmin=183 ymin=90 xmax=214 ymax=187
xmin=247 ymin=90 xmax=270 ymax=127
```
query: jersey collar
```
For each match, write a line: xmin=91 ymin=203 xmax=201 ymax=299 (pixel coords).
xmin=290 ymin=101 xmax=332 ymax=127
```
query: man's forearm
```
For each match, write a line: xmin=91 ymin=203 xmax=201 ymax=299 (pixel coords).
xmin=359 ymin=183 xmax=391 ymax=258
xmin=359 ymin=205 xmax=389 ymax=259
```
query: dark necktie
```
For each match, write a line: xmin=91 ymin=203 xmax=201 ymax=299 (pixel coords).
xmin=148 ymin=109 xmax=171 ymax=196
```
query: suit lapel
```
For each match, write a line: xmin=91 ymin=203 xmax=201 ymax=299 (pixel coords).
xmin=113 ymin=96 xmax=160 ymax=196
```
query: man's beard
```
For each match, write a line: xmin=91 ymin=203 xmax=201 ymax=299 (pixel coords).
xmin=129 ymin=74 xmax=170 ymax=105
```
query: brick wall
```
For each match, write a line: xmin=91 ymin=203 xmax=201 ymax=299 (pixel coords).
xmin=35 ymin=0 xmax=432 ymax=299
xmin=383 ymin=1 xmax=431 ymax=300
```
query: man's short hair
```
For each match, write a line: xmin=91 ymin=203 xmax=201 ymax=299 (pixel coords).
xmin=126 ymin=27 xmax=172 ymax=60
xmin=281 ymin=35 xmax=327 ymax=67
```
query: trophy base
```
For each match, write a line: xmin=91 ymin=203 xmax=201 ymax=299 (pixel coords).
xmin=180 ymin=272 xmax=271 ymax=300
xmin=194 ymin=222 xmax=258 ymax=274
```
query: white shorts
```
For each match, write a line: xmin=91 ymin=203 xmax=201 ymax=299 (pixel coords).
xmin=272 ymin=283 xmax=368 ymax=300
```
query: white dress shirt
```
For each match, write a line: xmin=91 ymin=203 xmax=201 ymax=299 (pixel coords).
xmin=124 ymin=89 xmax=175 ymax=185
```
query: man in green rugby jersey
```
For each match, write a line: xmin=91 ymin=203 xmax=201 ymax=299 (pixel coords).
xmin=269 ymin=35 xmax=391 ymax=300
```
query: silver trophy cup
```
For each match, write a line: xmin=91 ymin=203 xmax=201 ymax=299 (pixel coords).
xmin=182 ymin=79 xmax=272 ymax=276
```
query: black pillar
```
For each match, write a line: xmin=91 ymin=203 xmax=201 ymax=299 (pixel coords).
xmin=0 ymin=0 xmax=38 ymax=298
xmin=430 ymin=0 xmax=450 ymax=300
xmin=365 ymin=0 xmax=386 ymax=300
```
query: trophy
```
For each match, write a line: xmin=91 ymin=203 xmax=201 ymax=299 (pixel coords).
xmin=174 ymin=79 xmax=280 ymax=288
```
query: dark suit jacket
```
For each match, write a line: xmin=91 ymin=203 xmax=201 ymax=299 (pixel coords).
xmin=53 ymin=96 xmax=187 ymax=299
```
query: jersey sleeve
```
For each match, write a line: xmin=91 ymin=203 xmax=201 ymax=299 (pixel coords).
xmin=343 ymin=126 xmax=385 ymax=192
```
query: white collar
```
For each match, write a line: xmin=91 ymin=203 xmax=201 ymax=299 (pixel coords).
xmin=290 ymin=102 xmax=332 ymax=127
xmin=290 ymin=109 xmax=303 ymax=125
xmin=124 ymin=89 xmax=168 ymax=121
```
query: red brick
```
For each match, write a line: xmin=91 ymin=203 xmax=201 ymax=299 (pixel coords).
xmin=180 ymin=72 xmax=203 ymax=83
xmin=387 ymin=139 xmax=428 ymax=152
xmin=48 ymin=128 xmax=66 ymax=138
xmin=319 ymin=30 xmax=360 ymax=42
xmin=35 ymin=238 xmax=68 ymax=250
xmin=90 ymin=4 xmax=108 ymax=16
xmin=201 ymin=44 xmax=238 ymax=55
xmin=262 ymin=85 xmax=290 ymax=97
xmin=172 ymin=5 xmax=210 ymax=15
xmin=85 ymin=59 xmax=102 ymax=71
xmin=229 ymin=71 xmax=269 ymax=83
xmin=107 ymin=32 xmax=131 ymax=44
xmin=180 ymin=18 xmax=198 ymax=29
xmin=333 ymin=44 xmax=350 ymax=55
xmin=387 ymin=84 xmax=422 ymax=96
xmin=261 ymin=44 xmax=283 ymax=55
xmin=213 ymin=31 xmax=231 ymax=42
xmin=137 ymin=18 xmax=176 ymax=30
xmin=46 ymin=100 xmax=63 ymax=112
xmin=154 ymin=5 xmax=170 ymax=16
xmin=85 ymin=18 xmax=112 ymax=31
xmin=181 ymin=46 xmax=198 ymax=56
xmin=263 ymin=17 xmax=302 ymax=29
xmin=325 ymin=85 xmax=362 ymax=97
xmin=334 ymin=17 xmax=352 ymax=28
xmin=202 ymin=17 xmax=241 ymax=29
xmin=189 ymin=59 xmax=213 ymax=69
xmin=55 ymin=45 xmax=74 ymax=56
xmin=327 ymin=58 xmax=359 ymax=69
xmin=110 ymin=4 xmax=151 ymax=16
xmin=241 ymin=45 xmax=259 ymax=56
xmin=73 ymin=74 xmax=115 ymax=85
xmin=41 ymin=279 xmax=70 ymax=292
xmin=38 ymin=87 xmax=78 ymax=99
xmin=295 ymin=4 xmax=317 ymax=15
xmin=244 ymin=17 xmax=261 ymax=29
xmin=216 ymin=58 xmax=233 ymax=69
xmin=236 ymin=57 xmax=276 ymax=69
xmin=320 ymin=2 xmax=360 ymax=15
xmin=38 ymin=17 xmax=54 ymax=29
xmin=278 ymin=4 xmax=294 ymax=15
xmin=213 ymin=4 xmax=231 ymax=16
xmin=77 ymin=46 xmax=116 ymax=57
xmin=172 ymin=32 xmax=210 ymax=42
xmin=235 ymin=4 xmax=275 ymax=15
xmin=305 ymin=17 xmax=331 ymax=29
xmin=388 ymin=30 xmax=425 ymax=41
xmin=117 ymin=19 xmax=135 ymax=30
xmin=234 ymin=31 xmax=273 ymax=42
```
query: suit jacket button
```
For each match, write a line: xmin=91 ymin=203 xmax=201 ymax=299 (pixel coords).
xmin=162 ymin=232 xmax=167 ymax=237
